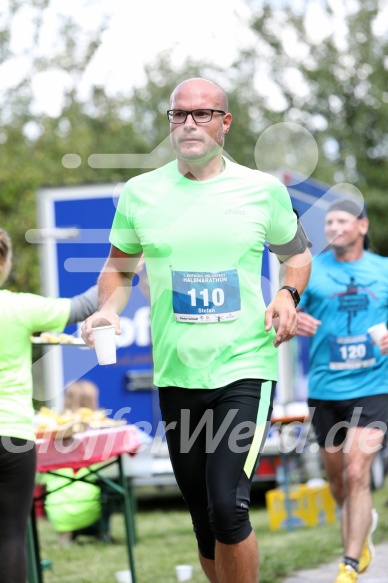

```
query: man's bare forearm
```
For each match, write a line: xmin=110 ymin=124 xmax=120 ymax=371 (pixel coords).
xmin=279 ymin=248 xmax=312 ymax=295
xmin=265 ymin=248 xmax=312 ymax=346
xmin=97 ymin=248 xmax=142 ymax=315
xmin=97 ymin=267 xmax=132 ymax=314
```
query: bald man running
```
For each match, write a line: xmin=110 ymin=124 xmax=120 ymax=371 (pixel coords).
xmin=82 ymin=78 xmax=312 ymax=582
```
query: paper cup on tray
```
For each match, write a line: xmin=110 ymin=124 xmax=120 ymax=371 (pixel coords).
xmin=367 ymin=322 xmax=387 ymax=345
xmin=91 ymin=325 xmax=116 ymax=365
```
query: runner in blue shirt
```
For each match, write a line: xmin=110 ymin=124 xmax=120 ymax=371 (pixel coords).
xmin=297 ymin=198 xmax=388 ymax=583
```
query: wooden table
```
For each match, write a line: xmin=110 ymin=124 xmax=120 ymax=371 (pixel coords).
xmin=28 ymin=425 xmax=141 ymax=583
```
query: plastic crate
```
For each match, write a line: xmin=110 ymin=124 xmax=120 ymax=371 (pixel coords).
xmin=265 ymin=482 xmax=337 ymax=531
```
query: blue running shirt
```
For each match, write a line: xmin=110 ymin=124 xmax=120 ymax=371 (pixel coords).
xmin=299 ymin=250 xmax=388 ymax=400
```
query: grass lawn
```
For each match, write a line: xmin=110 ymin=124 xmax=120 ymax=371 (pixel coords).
xmin=36 ymin=485 xmax=388 ymax=583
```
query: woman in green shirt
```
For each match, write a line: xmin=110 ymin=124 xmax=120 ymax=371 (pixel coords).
xmin=0 ymin=229 xmax=97 ymax=583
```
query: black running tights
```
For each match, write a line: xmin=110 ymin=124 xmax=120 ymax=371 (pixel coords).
xmin=0 ymin=437 xmax=36 ymax=583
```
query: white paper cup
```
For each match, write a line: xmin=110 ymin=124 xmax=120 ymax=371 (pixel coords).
xmin=91 ymin=325 xmax=116 ymax=365
xmin=114 ymin=570 xmax=132 ymax=583
xmin=175 ymin=564 xmax=193 ymax=582
xmin=367 ymin=323 xmax=387 ymax=344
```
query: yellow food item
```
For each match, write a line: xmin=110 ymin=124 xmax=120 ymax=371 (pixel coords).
xmin=77 ymin=407 xmax=94 ymax=417
xmin=56 ymin=413 xmax=74 ymax=426
xmin=90 ymin=409 xmax=108 ymax=421
xmin=40 ymin=332 xmax=60 ymax=343
xmin=36 ymin=418 xmax=58 ymax=433
xmin=39 ymin=406 xmax=56 ymax=417
xmin=58 ymin=333 xmax=74 ymax=344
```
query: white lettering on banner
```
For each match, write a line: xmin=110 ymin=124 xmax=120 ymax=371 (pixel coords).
xmin=117 ymin=308 xmax=151 ymax=348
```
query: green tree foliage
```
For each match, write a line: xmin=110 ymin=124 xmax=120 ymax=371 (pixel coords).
xmin=0 ymin=3 xmax=148 ymax=292
xmin=0 ymin=93 xmax=152 ymax=291
xmin=245 ymin=0 xmax=388 ymax=253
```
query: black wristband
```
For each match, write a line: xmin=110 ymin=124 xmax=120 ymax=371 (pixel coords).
xmin=278 ymin=286 xmax=300 ymax=307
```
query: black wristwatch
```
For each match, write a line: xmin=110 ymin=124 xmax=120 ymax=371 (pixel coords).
xmin=278 ymin=286 xmax=300 ymax=307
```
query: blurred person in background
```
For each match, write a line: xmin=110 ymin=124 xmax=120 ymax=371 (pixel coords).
xmin=297 ymin=199 xmax=388 ymax=583
xmin=0 ymin=229 xmax=97 ymax=582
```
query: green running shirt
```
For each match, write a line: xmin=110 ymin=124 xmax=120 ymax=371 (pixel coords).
xmin=110 ymin=159 xmax=297 ymax=388
xmin=0 ymin=290 xmax=70 ymax=441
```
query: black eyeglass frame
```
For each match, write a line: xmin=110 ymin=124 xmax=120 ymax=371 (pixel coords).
xmin=166 ymin=109 xmax=226 ymax=124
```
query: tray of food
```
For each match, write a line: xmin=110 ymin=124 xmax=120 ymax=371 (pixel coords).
xmin=34 ymin=406 xmax=126 ymax=439
xmin=31 ymin=332 xmax=87 ymax=346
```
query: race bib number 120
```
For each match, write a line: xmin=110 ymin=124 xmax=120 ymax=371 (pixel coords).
xmin=171 ymin=269 xmax=241 ymax=323
xmin=329 ymin=334 xmax=375 ymax=370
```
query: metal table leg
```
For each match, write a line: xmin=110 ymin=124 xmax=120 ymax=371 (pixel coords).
xmin=27 ymin=508 xmax=44 ymax=583
xmin=118 ymin=454 xmax=137 ymax=583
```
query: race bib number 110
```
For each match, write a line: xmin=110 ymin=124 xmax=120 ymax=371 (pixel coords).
xmin=171 ymin=269 xmax=241 ymax=323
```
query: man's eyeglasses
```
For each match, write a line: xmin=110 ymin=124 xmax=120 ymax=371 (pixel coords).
xmin=167 ymin=109 xmax=226 ymax=124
